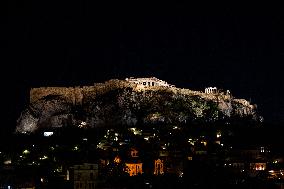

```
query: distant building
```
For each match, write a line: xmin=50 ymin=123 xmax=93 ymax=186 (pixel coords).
xmin=125 ymin=77 xmax=175 ymax=88
xmin=159 ymin=150 xmax=169 ymax=157
xmin=130 ymin=148 xmax=139 ymax=158
xmin=125 ymin=162 xmax=143 ymax=176
xmin=113 ymin=156 xmax=121 ymax=164
xmin=73 ymin=163 xmax=98 ymax=189
xmin=205 ymin=87 xmax=218 ymax=94
xmin=0 ymin=166 xmax=36 ymax=189
xmin=224 ymin=145 xmax=270 ymax=174
xmin=125 ymin=148 xmax=143 ymax=176
xmin=250 ymin=162 xmax=266 ymax=171
xmin=154 ymin=159 xmax=164 ymax=175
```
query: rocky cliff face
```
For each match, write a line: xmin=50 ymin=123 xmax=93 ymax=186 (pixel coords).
xmin=16 ymin=80 xmax=261 ymax=133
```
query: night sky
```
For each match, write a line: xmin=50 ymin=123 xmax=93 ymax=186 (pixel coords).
xmin=1 ymin=4 xmax=284 ymax=134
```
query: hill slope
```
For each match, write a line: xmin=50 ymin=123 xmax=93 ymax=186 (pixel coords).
xmin=16 ymin=79 xmax=261 ymax=133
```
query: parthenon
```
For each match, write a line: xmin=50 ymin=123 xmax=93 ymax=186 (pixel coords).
xmin=125 ymin=77 xmax=175 ymax=88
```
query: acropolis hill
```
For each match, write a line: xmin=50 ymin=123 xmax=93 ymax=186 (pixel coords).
xmin=31 ymin=77 xmax=242 ymax=105
xmin=17 ymin=77 xmax=261 ymax=133
xmin=30 ymin=77 xmax=175 ymax=104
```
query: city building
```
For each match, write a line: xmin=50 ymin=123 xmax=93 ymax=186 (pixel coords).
xmin=154 ymin=159 xmax=164 ymax=175
xmin=125 ymin=148 xmax=143 ymax=176
xmin=125 ymin=162 xmax=143 ymax=176
xmin=73 ymin=163 xmax=98 ymax=189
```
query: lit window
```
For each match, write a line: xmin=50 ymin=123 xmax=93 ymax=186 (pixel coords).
xmin=260 ymin=147 xmax=265 ymax=153
xmin=216 ymin=131 xmax=221 ymax=138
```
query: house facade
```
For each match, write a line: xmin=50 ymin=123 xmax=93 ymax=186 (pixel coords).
xmin=73 ymin=163 xmax=98 ymax=189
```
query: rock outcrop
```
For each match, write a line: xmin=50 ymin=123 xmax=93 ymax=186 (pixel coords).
xmin=16 ymin=79 xmax=261 ymax=133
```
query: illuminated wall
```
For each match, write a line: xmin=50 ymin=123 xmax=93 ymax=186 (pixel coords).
xmin=250 ymin=162 xmax=266 ymax=171
xmin=29 ymin=80 xmax=136 ymax=105
xmin=154 ymin=159 xmax=164 ymax=175
xmin=125 ymin=163 xmax=143 ymax=176
xmin=130 ymin=148 xmax=139 ymax=158
xmin=114 ymin=156 xmax=121 ymax=164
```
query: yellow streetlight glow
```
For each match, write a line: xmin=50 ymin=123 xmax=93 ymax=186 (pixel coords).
xmin=23 ymin=149 xmax=30 ymax=154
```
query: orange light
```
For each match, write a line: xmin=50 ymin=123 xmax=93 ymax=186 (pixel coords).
xmin=114 ymin=156 xmax=121 ymax=164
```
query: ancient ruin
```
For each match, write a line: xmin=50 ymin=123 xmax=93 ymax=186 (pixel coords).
xmin=30 ymin=77 xmax=175 ymax=105
xmin=125 ymin=77 xmax=175 ymax=88
xmin=205 ymin=87 xmax=218 ymax=94
xmin=17 ymin=77 xmax=260 ymax=133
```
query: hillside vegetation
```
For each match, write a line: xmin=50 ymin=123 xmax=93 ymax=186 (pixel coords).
xmin=16 ymin=80 xmax=261 ymax=133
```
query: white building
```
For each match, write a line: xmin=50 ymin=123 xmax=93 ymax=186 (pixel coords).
xmin=125 ymin=77 xmax=175 ymax=88
xmin=205 ymin=87 xmax=218 ymax=94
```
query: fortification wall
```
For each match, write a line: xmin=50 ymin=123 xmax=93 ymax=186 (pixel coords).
xmin=30 ymin=80 xmax=137 ymax=105
xmin=31 ymin=87 xmax=70 ymax=103
xmin=30 ymin=79 xmax=241 ymax=111
xmin=30 ymin=87 xmax=92 ymax=105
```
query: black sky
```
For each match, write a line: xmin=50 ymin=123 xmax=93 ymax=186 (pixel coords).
xmin=1 ymin=4 xmax=284 ymax=133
